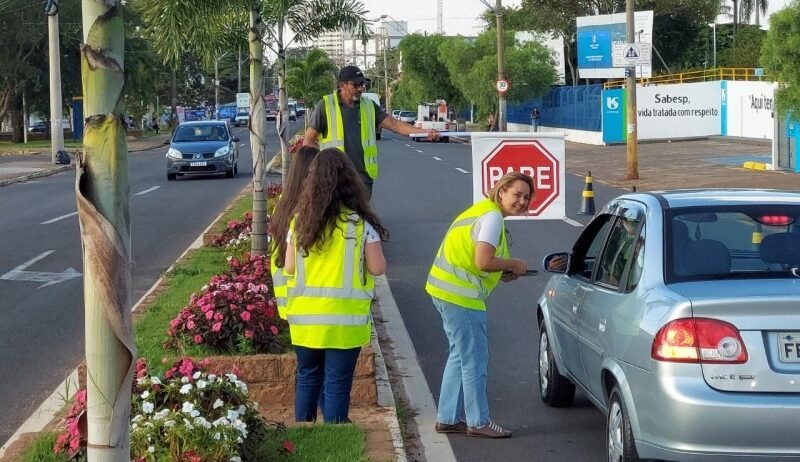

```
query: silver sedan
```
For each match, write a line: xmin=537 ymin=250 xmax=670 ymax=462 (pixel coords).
xmin=537 ymin=189 xmax=800 ymax=461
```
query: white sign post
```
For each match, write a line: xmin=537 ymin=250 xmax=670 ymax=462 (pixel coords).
xmin=471 ymin=132 xmax=566 ymax=220
xmin=612 ymin=42 xmax=652 ymax=68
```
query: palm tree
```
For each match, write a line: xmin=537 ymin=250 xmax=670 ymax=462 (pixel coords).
xmin=259 ymin=0 xmax=370 ymax=181
xmin=285 ymin=48 xmax=337 ymax=127
xmin=78 ymin=0 xmax=135 ymax=459
xmin=741 ymin=0 xmax=769 ymax=27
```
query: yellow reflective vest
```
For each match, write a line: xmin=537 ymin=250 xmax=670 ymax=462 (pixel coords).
xmin=426 ymin=199 xmax=509 ymax=311
xmin=269 ymin=243 xmax=289 ymax=320
xmin=319 ymin=93 xmax=379 ymax=179
xmin=286 ymin=212 xmax=374 ymax=349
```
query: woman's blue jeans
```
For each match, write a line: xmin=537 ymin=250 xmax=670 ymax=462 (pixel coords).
xmin=432 ymin=296 xmax=490 ymax=428
xmin=294 ymin=345 xmax=361 ymax=423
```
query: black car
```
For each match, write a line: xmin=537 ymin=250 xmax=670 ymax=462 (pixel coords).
xmin=165 ymin=121 xmax=239 ymax=181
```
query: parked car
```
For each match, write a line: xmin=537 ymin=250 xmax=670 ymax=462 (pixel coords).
xmin=28 ymin=121 xmax=47 ymax=133
xmin=165 ymin=120 xmax=239 ymax=181
xmin=397 ymin=110 xmax=415 ymax=123
xmin=537 ymin=189 xmax=800 ymax=461
xmin=295 ymin=102 xmax=306 ymax=118
xmin=391 ymin=109 xmax=402 ymax=119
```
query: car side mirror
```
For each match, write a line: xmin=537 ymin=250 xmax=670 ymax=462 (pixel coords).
xmin=543 ymin=252 xmax=570 ymax=274
xmin=162 ymin=139 xmax=170 ymax=145
xmin=232 ymin=137 xmax=240 ymax=143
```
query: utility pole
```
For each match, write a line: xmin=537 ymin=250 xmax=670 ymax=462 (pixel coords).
xmin=46 ymin=0 xmax=64 ymax=164
xmin=237 ymin=45 xmax=242 ymax=93
xmin=214 ymin=57 xmax=220 ymax=119
xmin=383 ymin=32 xmax=390 ymax=113
xmin=495 ymin=0 xmax=506 ymax=131
xmin=625 ymin=0 xmax=639 ymax=180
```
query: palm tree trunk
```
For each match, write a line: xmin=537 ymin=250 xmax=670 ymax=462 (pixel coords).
xmin=78 ymin=1 xmax=135 ymax=460
xmin=277 ymin=38 xmax=291 ymax=182
xmin=733 ymin=0 xmax=739 ymax=35
xmin=249 ymin=7 xmax=268 ymax=256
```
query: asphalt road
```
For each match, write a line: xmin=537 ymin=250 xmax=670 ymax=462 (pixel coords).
xmin=373 ymin=132 xmax=628 ymax=462
xmin=0 ymin=121 xmax=298 ymax=447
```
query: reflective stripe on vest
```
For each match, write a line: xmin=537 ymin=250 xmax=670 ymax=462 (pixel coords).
xmin=270 ymin=243 xmax=290 ymax=320
xmin=319 ymin=93 xmax=379 ymax=179
xmin=425 ymin=199 xmax=509 ymax=310
xmin=286 ymin=314 xmax=370 ymax=325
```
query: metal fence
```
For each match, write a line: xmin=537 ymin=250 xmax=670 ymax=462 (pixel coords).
xmin=508 ymin=84 xmax=602 ymax=132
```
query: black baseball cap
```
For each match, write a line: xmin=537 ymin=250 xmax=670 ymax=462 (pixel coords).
xmin=338 ymin=65 xmax=365 ymax=85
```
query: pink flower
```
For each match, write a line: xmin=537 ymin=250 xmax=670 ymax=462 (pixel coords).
xmin=240 ymin=311 xmax=251 ymax=322
xmin=244 ymin=329 xmax=254 ymax=338
xmin=270 ymin=325 xmax=279 ymax=335
xmin=186 ymin=320 xmax=195 ymax=330
xmin=169 ymin=318 xmax=181 ymax=329
xmin=194 ymin=334 xmax=203 ymax=344
xmin=212 ymin=322 xmax=222 ymax=332
xmin=205 ymin=310 xmax=215 ymax=320
xmin=214 ymin=312 xmax=224 ymax=321
xmin=179 ymin=358 xmax=194 ymax=377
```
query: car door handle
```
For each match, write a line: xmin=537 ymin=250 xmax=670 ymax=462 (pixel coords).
xmin=599 ymin=317 xmax=607 ymax=333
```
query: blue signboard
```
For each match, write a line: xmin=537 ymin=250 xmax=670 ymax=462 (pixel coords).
xmin=602 ymin=88 xmax=626 ymax=144
xmin=577 ymin=24 xmax=624 ymax=72
xmin=576 ymin=11 xmax=653 ymax=79
xmin=720 ymin=80 xmax=728 ymax=136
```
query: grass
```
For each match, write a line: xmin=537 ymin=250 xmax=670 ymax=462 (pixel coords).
xmin=0 ymin=139 xmax=82 ymax=151
xmin=20 ymin=433 xmax=67 ymax=462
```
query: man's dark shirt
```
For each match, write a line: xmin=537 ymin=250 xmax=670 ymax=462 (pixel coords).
xmin=309 ymin=93 xmax=388 ymax=186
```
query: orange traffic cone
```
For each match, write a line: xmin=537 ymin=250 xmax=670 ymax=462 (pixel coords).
xmin=578 ymin=171 xmax=595 ymax=215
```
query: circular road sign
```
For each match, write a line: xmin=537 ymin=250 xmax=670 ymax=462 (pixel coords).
xmin=496 ymin=79 xmax=509 ymax=93
xmin=480 ymin=140 xmax=560 ymax=216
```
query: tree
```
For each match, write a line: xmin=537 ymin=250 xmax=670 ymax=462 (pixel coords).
xmin=761 ymin=3 xmax=800 ymax=116
xmin=395 ymin=34 xmax=466 ymax=111
xmin=77 ymin=0 xmax=135 ymax=459
xmin=439 ymin=30 xmax=556 ymax=119
xmin=741 ymin=0 xmax=769 ymax=26
xmin=718 ymin=25 xmax=765 ymax=67
xmin=285 ymin=48 xmax=337 ymax=126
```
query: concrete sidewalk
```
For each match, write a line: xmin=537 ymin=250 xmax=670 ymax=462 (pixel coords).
xmin=0 ymin=133 xmax=170 ymax=187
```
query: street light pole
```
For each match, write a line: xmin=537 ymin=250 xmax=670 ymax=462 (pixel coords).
xmin=494 ymin=0 xmax=506 ymax=131
xmin=625 ymin=0 xmax=639 ymax=180
xmin=45 ymin=0 xmax=64 ymax=164
xmin=712 ymin=22 xmax=717 ymax=69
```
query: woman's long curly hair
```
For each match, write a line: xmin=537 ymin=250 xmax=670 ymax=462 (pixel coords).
xmin=293 ymin=148 xmax=389 ymax=254
xmin=269 ymin=145 xmax=319 ymax=267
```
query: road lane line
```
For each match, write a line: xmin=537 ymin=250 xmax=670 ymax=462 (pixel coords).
xmin=135 ymin=186 xmax=161 ymax=196
xmin=433 ymin=156 xmax=442 ymax=161
xmin=415 ymin=149 xmax=424 ymax=153
xmin=404 ymin=144 xmax=411 ymax=147
xmin=564 ymin=217 xmax=584 ymax=227
xmin=455 ymin=167 xmax=470 ymax=174
xmin=41 ymin=212 xmax=77 ymax=224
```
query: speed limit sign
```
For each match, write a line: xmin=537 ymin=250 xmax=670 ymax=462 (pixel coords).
xmin=496 ymin=79 xmax=509 ymax=93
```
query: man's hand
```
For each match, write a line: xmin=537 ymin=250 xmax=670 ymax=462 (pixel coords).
xmin=546 ymin=254 xmax=568 ymax=272
xmin=501 ymin=272 xmax=519 ymax=282
xmin=427 ymin=129 xmax=440 ymax=141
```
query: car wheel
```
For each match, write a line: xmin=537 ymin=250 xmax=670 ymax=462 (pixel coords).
xmin=443 ymin=137 xmax=450 ymax=143
xmin=538 ymin=320 xmax=576 ymax=407
xmin=607 ymin=386 xmax=640 ymax=462
xmin=226 ymin=165 xmax=236 ymax=178
xmin=167 ymin=173 xmax=177 ymax=181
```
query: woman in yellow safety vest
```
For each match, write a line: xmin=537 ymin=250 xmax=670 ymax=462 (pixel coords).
xmin=426 ymin=172 xmax=534 ymax=439
xmin=284 ymin=148 xmax=389 ymax=423
xmin=269 ymin=145 xmax=320 ymax=320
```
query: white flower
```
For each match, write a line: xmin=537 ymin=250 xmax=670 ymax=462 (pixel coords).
xmin=181 ymin=376 xmax=189 ymax=383
xmin=208 ymin=374 xmax=217 ymax=380
xmin=203 ymin=283 xmax=210 ymax=290
xmin=225 ymin=373 xmax=238 ymax=382
xmin=237 ymin=405 xmax=246 ymax=415
xmin=236 ymin=381 xmax=248 ymax=394
xmin=190 ymin=409 xmax=200 ymax=418
xmin=227 ymin=409 xmax=239 ymax=421
xmin=213 ymin=399 xmax=224 ymax=409
xmin=140 ymin=391 xmax=150 ymax=400
xmin=231 ymin=457 xmax=242 ymax=462
xmin=131 ymin=414 xmax=144 ymax=423
xmin=153 ymin=409 xmax=170 ymax=420
xmin=213 ymin=432 xmax=221 ymax=440
xmin=148 ymin=446 xmax=155 ymax=454
xmin=196 ymin=379 xmax=207 ymax=390
xmin=213 ymin=417 xmax=229 ymax=427
xmin=195 ymin=417 xmax=212 ymax=429
xmin=182 ymin=402 xmax=195 ymax=414
xmin=163 ymin=420 xmax=175 ymax=428
xmin=179 ymin=383 xmax=192 ymax=394
xmin=150 ymin=376 xmax=161 ymax=385
xmin=142 ymin=401 xmax=154 ymax=414
xmin=193 ymin=371 xmax=201 ymax=380
xmin=236 ymin=437 xmax=243 ymax=444
xmin=131 ymin=423 xmax=138 ymax=430
xmin=136 ymin=377 xmax=147 ymax=385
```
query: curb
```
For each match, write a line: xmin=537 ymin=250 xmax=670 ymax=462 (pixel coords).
xmin=371 ymin=316 xmax=408 ymax=462
xmin=0 ymin=164 xmax=73 ymax=188
xmin=743 ymin=161 xmax=771 ymax=171
xmin=0 ymin=182 xmax=252 ymax=458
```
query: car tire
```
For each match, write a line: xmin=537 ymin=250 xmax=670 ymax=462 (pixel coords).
xmin=226 ymin=165 xmax=236 ymax=178
xmin=167 ymin=173 xmax=177 ymax=181
xmin=538 ymin=320 xmax=576 ymax=407
xmin=607 ymin=386 xmax=641 ymax=462
xmin=443 ymin=137 xmax=450 ymax=143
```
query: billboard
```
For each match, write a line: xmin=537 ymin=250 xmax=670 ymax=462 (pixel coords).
xmin=516 ymin=32 xmax=566 ymax=85
xmin=723 ymin=81 xmax=775 ymax=139
xmin=577 ymin=11 xmax=653 ymax=79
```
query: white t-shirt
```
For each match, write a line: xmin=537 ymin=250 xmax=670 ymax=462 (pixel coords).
xmin=471 ymin=210 xmax=503 ymax=247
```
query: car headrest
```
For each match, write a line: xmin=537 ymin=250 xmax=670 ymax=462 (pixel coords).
xmin=672 ymin=220 xmax=691 ymax=248
xmin=676 ymin=239 xmax=730 ymax=276
xmin=760 ymin=233 xmax=800 ymax=266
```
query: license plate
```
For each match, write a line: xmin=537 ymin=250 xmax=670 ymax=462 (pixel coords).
xmin=190 ymin=161 xmax=207 ymax=167
xmin=778 ymin=332 xmax=800 ymax=362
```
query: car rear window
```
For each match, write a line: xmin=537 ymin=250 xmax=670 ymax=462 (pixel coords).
xmin=173 ymin=125 xmax=229 ymax=142
xmin=666 ymin=205 xmax=800 ymax=283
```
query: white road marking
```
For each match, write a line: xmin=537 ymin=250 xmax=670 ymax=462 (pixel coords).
xmin=455 ymin=167 xmax=470 ymax=174
xmin=415 ymin=149 xmax=424 ymax=153
xmin=433 ymin=156 xmax=442 ymax=161
xmin=564 ymin=217 xmax=584 ymax=227
xmin=41 ymin=212 xmax=77 ymax=225
xmin=135 ymin=186 xmax=161 ymax=196
xmin=0 ymin=250 xmax=82 ymax=289
xmin=404 ymin=144 xmax=411 ymax=147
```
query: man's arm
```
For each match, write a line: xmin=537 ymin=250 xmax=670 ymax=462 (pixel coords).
xmin=380 ymin=116 xmax=439 ymax=140
xmin=303 ymin=127 xmax=319 ymax=146
xmin=303 ymin=100 xmax=326 ymax=146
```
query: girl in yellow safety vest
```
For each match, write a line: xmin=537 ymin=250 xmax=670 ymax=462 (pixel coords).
xmin=426 ymin=172 xmax=534 ymax=439
xmin=284 ymin=148 xmax=389 ymax=423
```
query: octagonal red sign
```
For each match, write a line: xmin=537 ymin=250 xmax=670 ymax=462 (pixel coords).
xmin=480 ymin=140 xmax=560 ymax=216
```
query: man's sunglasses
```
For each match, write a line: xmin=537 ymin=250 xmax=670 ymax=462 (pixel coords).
xmin=347 ymin=81 xmax=366 ymax=88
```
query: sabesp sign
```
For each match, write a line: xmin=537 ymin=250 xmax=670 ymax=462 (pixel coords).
xmin=472 ymin=133 xmax=566 ymax=220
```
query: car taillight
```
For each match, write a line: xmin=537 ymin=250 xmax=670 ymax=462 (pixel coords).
xmin=651 ymin=318 xmax=748 ymax=364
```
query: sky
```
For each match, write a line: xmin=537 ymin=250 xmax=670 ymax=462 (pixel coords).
xmin=360 ymin=0 xmax=522 ymax=36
